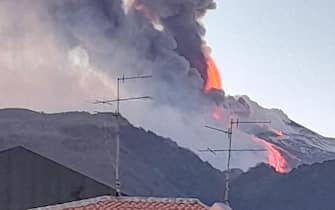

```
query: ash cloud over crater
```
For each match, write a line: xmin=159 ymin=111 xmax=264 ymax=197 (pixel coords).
xmin=0 ymin=0 xmax=267 ymax=171
xmin=42 ymin=0 xmax=218 ymax=109
xmin=1 ymin=0 xmax=218 ymax=110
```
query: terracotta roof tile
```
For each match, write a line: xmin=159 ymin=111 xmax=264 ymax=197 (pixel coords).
xmin=31 ymin=196 xmax=209 ymax=210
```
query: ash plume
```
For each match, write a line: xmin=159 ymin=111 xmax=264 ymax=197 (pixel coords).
xmin=0 ymin=0 xmax=268 ymax=171
xmin=47 ymin=0 xmax=219 ymax=109
xmin=133 ymin=0 xmax=216 ymax=80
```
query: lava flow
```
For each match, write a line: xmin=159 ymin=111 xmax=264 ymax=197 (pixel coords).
xmin=204 ymin=56 xmax=222 ymax=92
xmin=204 ymin=56 xmax=288 ymax=173
xmin=253 ymin=137 xmax=287 ymax=173
xmin=271 ymin=128 xmax=284 ymax=137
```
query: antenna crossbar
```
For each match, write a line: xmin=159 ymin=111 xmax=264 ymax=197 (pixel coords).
xmin=199 ymin=148 xmax=266 ymax=152
xmin=94 ymin=74 xmax=152 ymax=197
xmin=118 ymin=75 xmax=152 ymax=81
xmin=205 ymin=125 xmax=231 ymax=134
xmin=94 ymin=96 xmax=152 ymax=104
xmin=203 ymin=119 xmax=271 ymax=205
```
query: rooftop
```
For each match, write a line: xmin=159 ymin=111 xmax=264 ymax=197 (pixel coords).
xmin=30 ymin=196 xmax=210 ymax=210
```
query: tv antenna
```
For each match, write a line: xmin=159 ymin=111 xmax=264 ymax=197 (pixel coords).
xmin=200 ymin=119 xmax=270 ymax=205
xmin=94 ymin=74 xmax=152 ymax=196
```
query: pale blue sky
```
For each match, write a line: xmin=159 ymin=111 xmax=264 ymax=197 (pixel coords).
xmin=204 ymin=0 xmax=335 ymax=137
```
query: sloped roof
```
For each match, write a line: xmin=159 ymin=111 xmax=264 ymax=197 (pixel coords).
xmin=0 ymin=146 xmax=113 ymax=210
xmin=31 ymin=196 xmax=209 ymax=210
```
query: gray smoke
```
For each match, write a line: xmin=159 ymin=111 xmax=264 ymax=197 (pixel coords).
xmin=46 ymin=0 xmax=218 ymax=109
xmin=133 ymin=0 xmax=216 ymax=79
xmin=0 ymin=0 xmax=266 ymax=171
xmin=0 ymin=0 xmax=221 ymax=110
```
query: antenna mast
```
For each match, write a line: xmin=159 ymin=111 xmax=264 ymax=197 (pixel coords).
xmin=201 ymin=119 xmax=271 ymax=205
xmin=94 ymin=74 xmax=152 ymax=196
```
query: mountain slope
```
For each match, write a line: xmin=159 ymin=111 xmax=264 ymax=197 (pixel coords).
xmin=0 ymin=108 xmax=227 ymax=205
xmin=230 ymin=160 xmax=335 ymax=210
xmin=216 ymin=95 xmax=335 ymax=171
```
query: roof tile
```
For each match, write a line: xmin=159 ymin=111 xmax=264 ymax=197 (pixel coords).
xmin=31 ymin=196 xmax=209 ymax=210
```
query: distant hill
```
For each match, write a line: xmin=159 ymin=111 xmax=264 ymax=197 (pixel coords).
xmin=230 ymin=160 xmax=335 ymax=210
xmin=0 ymin=108 xmax=233 ymax=205
xmin=2 ymin=109 xmax=335 ymax=209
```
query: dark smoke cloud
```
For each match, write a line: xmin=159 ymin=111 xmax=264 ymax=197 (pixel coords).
xmin=0 ymin=0 xmax=218 ymax=111
xmin=0 ymin=0 xmax=267 ymax=170
xmin=44 ymin=0 xmax=217 ymax=110
xmin=134 ymin=0 xmax=216 ymax=80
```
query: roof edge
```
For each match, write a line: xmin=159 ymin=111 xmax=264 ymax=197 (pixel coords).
xmin=28 ymin=196 xmax=209 ymax=210
xmin=29 ymin=196 xmax=111 ymax=210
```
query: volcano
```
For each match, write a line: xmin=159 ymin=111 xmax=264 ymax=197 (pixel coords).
xmin=199 ymin=92 xmax=335 ymax=172
xmin=0 ymin=0 xmax=334 ymax=175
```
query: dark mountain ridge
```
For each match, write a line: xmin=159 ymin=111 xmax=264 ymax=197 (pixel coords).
xmin=0 ymin=108 xmax=227 ymax=205
xmin=230 ymin=159 xmax=335 ymax=210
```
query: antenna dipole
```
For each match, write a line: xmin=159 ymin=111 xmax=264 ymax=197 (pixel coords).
xmin=94 ymin=74 xmax=152 ymax=196
xmin=202 ymin=119 xmax=270 ymax=205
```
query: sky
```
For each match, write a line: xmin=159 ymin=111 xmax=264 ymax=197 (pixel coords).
xmin=204 ymin=0 xmax=335 ymax=137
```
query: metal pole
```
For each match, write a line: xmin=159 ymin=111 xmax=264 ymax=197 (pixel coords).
xmin=94 ymin=74 xmax=152 ymax=197
xmin=117 ymin=78 xmax=120 ymax=114
xmin=204 ymin=119 xmax=270 ymax=205
xmin=224 ymin=120 xmax=233 ymax=205
xmin=115 ymin=78 xmax=121 ymax=196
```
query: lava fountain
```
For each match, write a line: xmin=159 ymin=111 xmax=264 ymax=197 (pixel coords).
xmin=204 ymin=56 xmax=222 ymax=92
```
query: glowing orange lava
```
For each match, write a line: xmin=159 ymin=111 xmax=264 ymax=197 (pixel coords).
xmin=271 ymin=128 xmax=284 ymax=137
xmin=253 ymin=137 xmax=287 ymax=173
xmin=204 ymin=56 xmax=288 ymax=173
xmin=204 ymin=57 xmax=222 ymax=92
